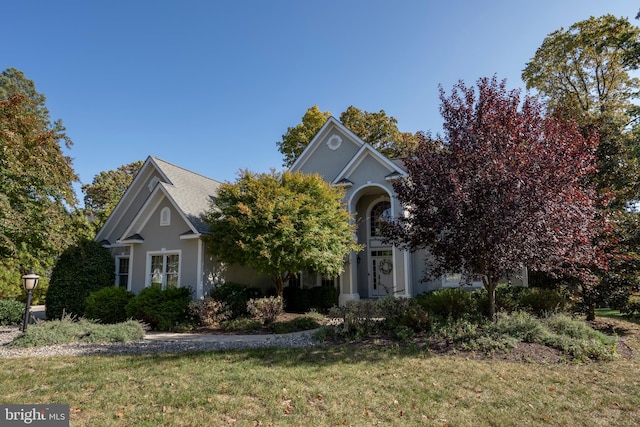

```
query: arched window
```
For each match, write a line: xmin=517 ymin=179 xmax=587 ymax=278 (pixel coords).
xmin=160 ymin=207 xmax=171 ymax=226
xmin=370 ymin=201 xmax=391 ymax=237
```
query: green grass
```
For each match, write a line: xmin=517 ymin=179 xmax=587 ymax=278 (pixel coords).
xmin=2 ymin=315 xmax=640 ymax=426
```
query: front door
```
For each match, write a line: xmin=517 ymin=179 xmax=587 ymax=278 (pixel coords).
xmin=370 ymin=249 xmax=393 ymax=297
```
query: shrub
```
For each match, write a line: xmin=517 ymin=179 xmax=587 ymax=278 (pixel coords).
xmin=247 ymin=296 xmax=283 ymax=326
xmin=85 ymin=287 xmax=135 ymax=324
xmin=189 ymin=297 xmax=231 ymax=327
xmin=219 ymin=317 xmax=262 ymax=333
xmin=210 ymin=282 xmax=262 ymax=318
xmin=272 ymin=316 xmax=321 ymax=334
xmin=46 ymin=239 xmax=115 ymax=319
xmin=284 ymin=285 xmax=339 ymax=313
xmin=417 ymin=288 xmax=475 ymax=319
xmin=518 ymin=288 xmax=566 ymax=316
xmin=283 ymin=286 xmax=311 ymax=312
xmin=11 ymin=316 xmax=145 ymax=347
xmin=327 ymin=299 xmax=383 ymax=338
xmin=0 ymin=299 xmax=24 ymax=326
xmin=125 ymin=285 xmax=192 ymax=331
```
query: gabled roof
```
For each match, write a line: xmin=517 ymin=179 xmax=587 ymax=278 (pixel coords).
xmin=95 ymin=156 xmax=222 ymax=243
xmin=290 ymin=116 xmax=364 ymax=172
xmin=331 ymin=143 xmax=407 ymax=185
xmin=150 ymin=157 xmax=222 ymax=234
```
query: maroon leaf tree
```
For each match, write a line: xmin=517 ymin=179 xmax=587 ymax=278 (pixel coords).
xmin=387 ymin=76 xmax=609 ymax=317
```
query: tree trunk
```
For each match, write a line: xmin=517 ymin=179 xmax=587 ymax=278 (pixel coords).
xmin=483 ymin=276 xmax=497 ymax=319
xmin=586 ymin=303 xmax=596 ymax=321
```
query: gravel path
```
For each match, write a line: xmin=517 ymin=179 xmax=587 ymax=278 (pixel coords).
xmin=0 ymin=326 xmax=321 ymax=359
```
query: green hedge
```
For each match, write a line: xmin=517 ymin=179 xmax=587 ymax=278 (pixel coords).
xmin=85 ymin=287 xmax=135 ymax=324
xmin=0 ymin=299 xmax=24 ymax=326
xmin=283 ymin=285 xmax=338 ymax=313
xmin=125 ymin=285 xmax=192 ymax=331
xmin=45 ymin=239 xmax=115 ymax=319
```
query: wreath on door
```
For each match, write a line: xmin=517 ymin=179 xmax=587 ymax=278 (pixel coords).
xmin=379 ymin=259 xmax=393 ymax=275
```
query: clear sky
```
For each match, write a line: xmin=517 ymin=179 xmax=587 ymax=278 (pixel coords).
xmin=2 ymin=1 xmax=637 ymax=203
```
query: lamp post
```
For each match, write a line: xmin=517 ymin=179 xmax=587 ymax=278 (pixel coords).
xmin=21 ymin=270 xmax=40 ymax=333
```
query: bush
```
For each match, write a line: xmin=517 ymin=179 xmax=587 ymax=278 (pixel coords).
xmin=417 ymin=288 xmax=475 ymax=320
xmin=518 ymin=288 xmax=567 ymax=316
xmin=219 ymin=317 xmax=262 ymax=333
xmin=10 ymin=316 xmax=145 ymax=347
xmin=247 ymin=296 xmax=284 ymax=326
xmin=46 ymin=239 xmax=115 ymax=319
xmin=189 ymin=297 xmax=231 ymax=327
xmin=0 ymin=299 xmax=24 ymax=326
xmin=272 ymin=317 xmax=321 ymax=334
xmin=284 ymin=285 xmax=339 ymax=313
xmin=84 ymin=287 xmax=135 ymax=324
xmin=125 ymin=285 xmax=192 ymax=331
xmin=210 ymin=282 xmax=263 ymax=318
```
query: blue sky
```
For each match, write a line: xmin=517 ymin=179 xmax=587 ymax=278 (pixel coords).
xmin=2 ymin=1 xmax=637 ymax=203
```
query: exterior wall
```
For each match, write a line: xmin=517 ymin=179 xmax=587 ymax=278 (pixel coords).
xmin=294 ymin=131 xmax=360 ymax=181
xmin=100 ymin=170 xmax=165 ymax=245
xmin=128 ymin=200 xmax=200 ymax=297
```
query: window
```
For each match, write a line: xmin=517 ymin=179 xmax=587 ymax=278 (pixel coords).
xmin=160 ymin=207 xmax=171 ymax=226
xmin=370 ymin=201 xmax=391 ymax=237
xmin=149 ymin=252 xmax=180 ymax=289
xmin=116 ymin=257 xmax=129 ymax=288
xmin=442 ymin=272 xmax=482 ymax=288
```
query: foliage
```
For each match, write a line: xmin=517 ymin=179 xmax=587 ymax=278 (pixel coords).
xmin=622 ymin=296 xmax=640 ymax=318
xmin=209 ymin=282 xmax=263 ymax=318
xmin=188 ymin=297 xmax=231 ymax=327
xmin=81 ymin=160 xmax=143 ymax=232
xmin=10 ymin=316 xmax=145 ymax=347
xmin=283 ymin=285 xmax=338 ymax=313
xmin=277 ymin=105 xmax=331 ymax=167
xmin=386 ymin=76 xmax=607 ymax=317
xmin=522 ymin=16 xmax=640 ymax=319
xmin=271 ymin=316 xmax=321 ymax=334
xmin=339 ymin=106 xmax=419 ymax=159
xmin=125 ymin=285 xmax=192 ymax=331
xmin=0 ymin=251 xmax=49 ymax=304
xmin=0 ymin=299 xmax=24 ymax=325
xmin=277 ymin=105 xmax=420 ymax=167
xmin=45 ymin=239 xmax=115 ymax=319
xmin=0 ymin=68 xmax=86 ymax=265
xmin=430 ymin=311 xmax=617 ymax=361
xmin=247 ymin=296 xmax=284 ymax=326
xmin=204 ymin=170 xmax=361 ymax=296
xmin=416 ymin=288 xmax=476 ymax=320
xmin=326 ymin=297 xmax=431 ymax=340
xmin=218 ymin=317 xmax=262 ymax=333
xmin=518 ymin=288 xmax=567 ymax=316
xmin=84 ymin=286 xmax=135 ymax=324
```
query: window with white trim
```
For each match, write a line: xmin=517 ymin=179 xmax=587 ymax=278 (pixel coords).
xmin=442 ymin=272 xmax=483 ymax=288
xmin=116 ymin=256 xmax=129 ymax=288
xmin=149 ymin=252 xmax=180 ymax=289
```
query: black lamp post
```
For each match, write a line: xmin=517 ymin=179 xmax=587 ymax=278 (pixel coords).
xmin=21 ymin=270 xmax=40 ymax=333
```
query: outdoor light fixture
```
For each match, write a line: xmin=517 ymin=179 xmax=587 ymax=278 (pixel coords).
xmin=21 ymin=270 xmax=40 ymax=333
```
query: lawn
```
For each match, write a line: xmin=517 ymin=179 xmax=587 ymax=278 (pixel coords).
xmin=1 ymin=316 xmax=640 ymax=426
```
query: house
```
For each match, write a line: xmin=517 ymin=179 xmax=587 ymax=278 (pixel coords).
xmin=96 ymin=117 xmax=526 ymax=304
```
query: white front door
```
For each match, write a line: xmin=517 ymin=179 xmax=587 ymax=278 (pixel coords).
xmin=370 ymin=249 xmax=393 ymax=297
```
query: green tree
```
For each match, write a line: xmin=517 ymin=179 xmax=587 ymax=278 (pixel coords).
xmin=522 ymin=15 xmax=640 ymax=317
xmin=0 ymin=68 xmax=80 ymax=266
xmin=82 ymin=160 xmax=143 ymax=231
xmin=277 ymin=105 xmax=331 ymax=167
xmin=45 ymin=239 xmax=115 ymax=319
xmin=277 ymin=105 xmax=419 ymax=167
xmin=204 ymin=170 xmax=362 ymax=296
xmin=522 ymin=15 xmax=640 ymax=206
xmin=339 ymin=106 xmax=419 ymax=159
